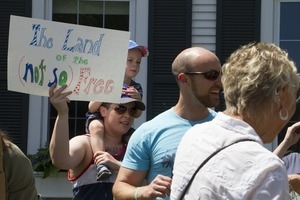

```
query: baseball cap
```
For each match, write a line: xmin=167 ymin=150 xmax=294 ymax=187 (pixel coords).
xmin=128 ymin=40 xmax=149 ymax=57
xmin=119 ymin=93 xmax=146 ymax=111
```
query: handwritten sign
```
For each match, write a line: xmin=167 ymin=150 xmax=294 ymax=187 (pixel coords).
xmin=7 ymin=15 xmax=130 ymax=103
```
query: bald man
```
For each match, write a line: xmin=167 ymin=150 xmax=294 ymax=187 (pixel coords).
xmin=113 ymin=47 xmax=222 ymax=200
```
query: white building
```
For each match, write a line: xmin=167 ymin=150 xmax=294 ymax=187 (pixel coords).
xmin=1 ymin=0 xmax=300 ymax=199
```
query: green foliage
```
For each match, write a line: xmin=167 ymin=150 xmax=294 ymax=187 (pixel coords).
xmin=27 ymin=143 xmax=60 ymax=179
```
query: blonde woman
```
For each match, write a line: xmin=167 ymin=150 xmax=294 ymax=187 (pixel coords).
xmin=171 ymin=42 xmax=300 ymax=199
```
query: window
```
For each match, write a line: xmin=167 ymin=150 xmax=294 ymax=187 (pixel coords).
xmin=50 ymin=0 xmax=130 ymax=137
xmin=279 ymin=1 xmax=300 ymax=70
xmin=276 ymin=1 xmax=300 ymax=152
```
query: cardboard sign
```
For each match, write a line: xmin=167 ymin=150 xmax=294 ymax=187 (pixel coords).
xmin=8 ymin=15 xmax=130 ymax=103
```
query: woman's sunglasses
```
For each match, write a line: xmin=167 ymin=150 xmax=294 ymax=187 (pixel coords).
xmin=112 ymin=105 xmax=138 ymax=118
xmin=185 ymin=70 xmax=220 ymax=81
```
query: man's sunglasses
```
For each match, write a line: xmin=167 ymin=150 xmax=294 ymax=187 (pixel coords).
xmin=112 ymin=105 xmax=138 ymax=118
xmin=185 ymin=70 xmax=220 ymax=81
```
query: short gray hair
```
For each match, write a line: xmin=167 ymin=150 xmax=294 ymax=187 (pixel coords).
xmin=222 ymin=42 xmax=299 ymax=118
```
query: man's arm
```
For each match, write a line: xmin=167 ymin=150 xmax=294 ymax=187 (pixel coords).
xmin=113 ymin=166 xmax=147 ymax=199
xmin=113 ymin=166 xmax=172 ymax=200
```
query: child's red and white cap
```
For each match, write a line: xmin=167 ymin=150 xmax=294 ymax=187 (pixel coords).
xmin=128 ymin=40 xmax=149 ymax=57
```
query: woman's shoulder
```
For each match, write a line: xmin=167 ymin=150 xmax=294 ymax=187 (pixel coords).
xmin=72 ymin=134 xmax=91 ymax=139
xmin=70 ymin=134 xmax=93 ymax=155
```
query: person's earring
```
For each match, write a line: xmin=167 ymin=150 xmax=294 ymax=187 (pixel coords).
xmin=279 ymin=109 xmax=288 ymax=121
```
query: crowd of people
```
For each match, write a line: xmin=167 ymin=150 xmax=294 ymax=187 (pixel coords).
xmin=2 ymin=40 xmax=300 ymax=200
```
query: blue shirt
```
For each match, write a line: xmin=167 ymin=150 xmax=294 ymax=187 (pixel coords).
xmin=121 ymin=108 xmax=216 ymax=199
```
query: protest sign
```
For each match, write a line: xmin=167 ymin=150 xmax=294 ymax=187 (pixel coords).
xmin=8 ymin=15 xmax=130 ymax=103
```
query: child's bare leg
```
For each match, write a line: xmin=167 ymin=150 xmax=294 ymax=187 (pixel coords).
xmin=89 ymin=119 xmax=112 ymax=181
xmin=90 ymin=119 xmax=105 ymax=153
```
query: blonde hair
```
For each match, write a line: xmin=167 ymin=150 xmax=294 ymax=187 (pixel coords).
xmin=222 ymin=42 xmax=299 ymax=118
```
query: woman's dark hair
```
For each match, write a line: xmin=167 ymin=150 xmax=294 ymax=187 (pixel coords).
xmin=101 ymin=102 xmax=111 ymax=109
xmin=0 ymin=130 xmax=10 ymax=152
xmin=122 ymin=127 xmax=135 ymax=144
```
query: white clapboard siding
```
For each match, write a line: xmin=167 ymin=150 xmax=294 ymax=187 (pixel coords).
xmin=192 ymin=0 xmax=217 ymax=52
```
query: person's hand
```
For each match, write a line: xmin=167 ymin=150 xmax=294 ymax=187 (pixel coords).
xmin=49 ymin=84 xmax=72 ymax=114
xmin=273 ymin=121 xmax=300 ymax=158
xmin=283 ymin=121 xmax=300 ymax=147
xmin=289 ymin=174 xmax=300 ymax=194
xmin=123 ymin=86 xmax=142 ymax=101
xmin=93 ymin=151 xmax=121 ymax=171
xmin=138 ymin=174 xmax=172 ymax=199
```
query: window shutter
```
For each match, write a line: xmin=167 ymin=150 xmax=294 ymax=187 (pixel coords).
xmin=215 ymin=0 xmax=261 ymax=112
xmin=0 ymin=0 xmax=31 ymax=153
xmin=147 ymin=0 xmax=192 ymax=119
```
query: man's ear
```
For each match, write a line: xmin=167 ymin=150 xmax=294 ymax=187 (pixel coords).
xmin=178 ymin=73 xmax=189 ymax=84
